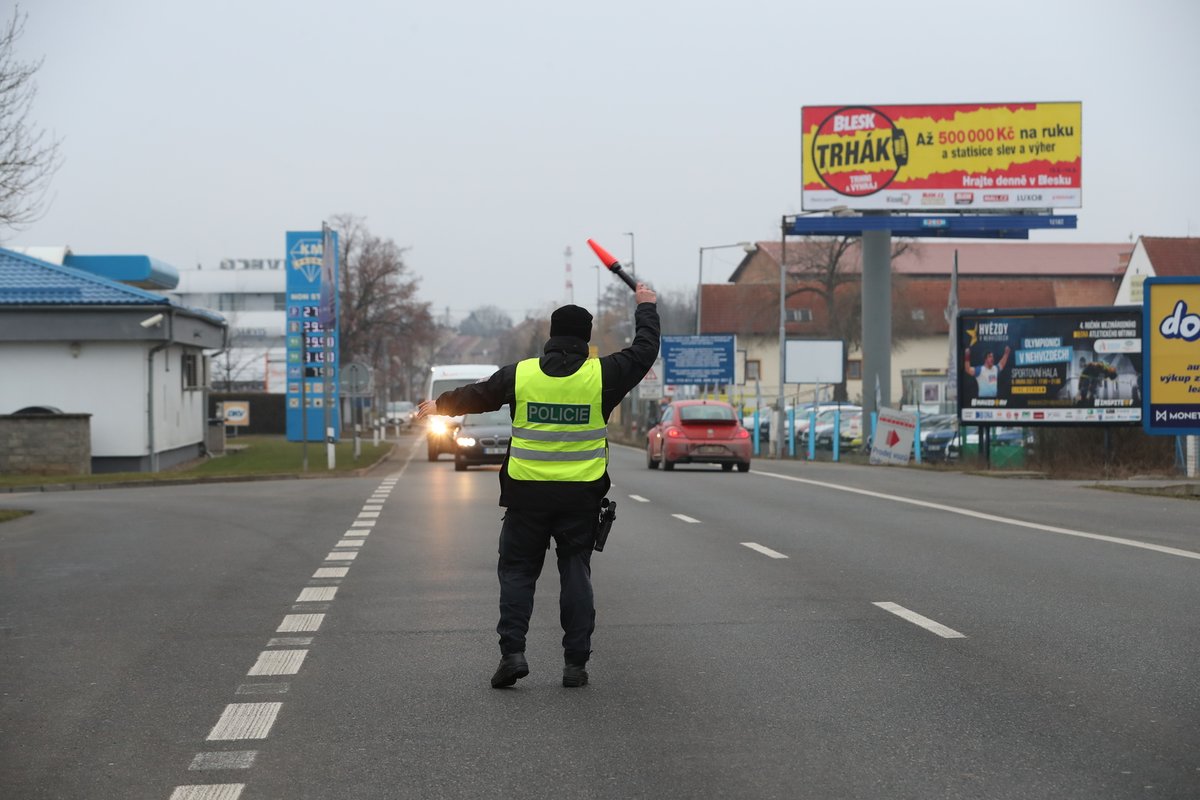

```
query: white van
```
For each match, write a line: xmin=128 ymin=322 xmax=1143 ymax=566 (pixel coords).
xmin=424 ymin=363 xmax=499 ymax=461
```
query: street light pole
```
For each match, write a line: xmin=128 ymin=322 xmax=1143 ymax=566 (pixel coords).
xmin=623 ymin=232 xmax=635 ymax=278
xmin=777 ymin=217 xmax=787 ymax=459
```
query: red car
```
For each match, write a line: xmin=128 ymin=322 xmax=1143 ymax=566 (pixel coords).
xmin=646 ymin=400 xmax=752 ymax=472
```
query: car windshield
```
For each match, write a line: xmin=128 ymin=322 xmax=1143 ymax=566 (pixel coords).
xmin=464 ymin=407 xmax=511 ymax=427
xmin=679 ymin=405 xmax=736 ymax=423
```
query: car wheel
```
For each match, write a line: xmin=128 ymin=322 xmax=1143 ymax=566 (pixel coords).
xmin=646 ymin=446 xmax=658 ymax=470
xmin=454 ymin=456 xmax=466 ymax=472
xmin=722 ymin=463 xmax=734 ymax=472
xmin=662 ymin=458 xmax=675 ymax=471
xmin=427 ymin=440 xmax=439 ymax=461
xmin=737 ymin=461 xmax=750 ymax=473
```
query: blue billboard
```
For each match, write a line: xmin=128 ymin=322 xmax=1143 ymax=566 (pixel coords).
xmin=285 ymin=230 xmax=340 ymax=441
xmin=662 ymin=335 xmax=736 ymax=385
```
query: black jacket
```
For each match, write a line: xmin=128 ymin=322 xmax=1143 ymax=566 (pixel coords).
xmin=435 ymin=301 xmax=660 ymax=510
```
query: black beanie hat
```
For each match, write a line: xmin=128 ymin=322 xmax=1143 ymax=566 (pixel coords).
xmin=550 ymin=304 xmax=593 ymax=342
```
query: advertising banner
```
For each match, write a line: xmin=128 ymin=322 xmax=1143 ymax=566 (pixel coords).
xmin=801 ymin=102 xmax=1081 ymax=211
xmin=661 ymin=335 xmax=736 ymax=385
xmin=1143 ymin=278 xmax=1200 ymax=435
xmin=869 ymin=407 xmax=917 ymax=465
xmin=956 ymin=306 xmax=1142 ymax=425
xmin=285 ymin=230 xmax=340 ymax=442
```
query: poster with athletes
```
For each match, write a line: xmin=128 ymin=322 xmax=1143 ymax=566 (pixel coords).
xmin=801 ymin=102 xmax=1081 ymax=212
xmin=955 ymin=306 xmax=1143 ymax=425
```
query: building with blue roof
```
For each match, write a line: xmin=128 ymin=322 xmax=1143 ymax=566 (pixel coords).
xmin=0 ymin=247 xmax=227 ymax=473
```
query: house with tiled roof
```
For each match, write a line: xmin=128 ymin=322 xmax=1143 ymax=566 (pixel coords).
xmin=1114 ymin=237 xmax=1200 ymax=304
xmin=0 ymin=248 xmax=227 ymax=473
xmin=705 ymin=240 xmax=1133 ymax=409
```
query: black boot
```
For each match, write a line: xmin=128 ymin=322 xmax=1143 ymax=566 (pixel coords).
xmin=562 ymin=662 xmax=589 ymax=688
xmin=491 ymin=653 xmax=529 ymax=688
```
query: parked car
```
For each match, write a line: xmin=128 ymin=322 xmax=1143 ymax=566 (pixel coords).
xmin=452 ymin=406 xmax=512 ymax=471
xmin=811 ymin=409 xmax=865 ymax=450
xmin=923 ymin=425 xmax=1029 ymax=463
xmin=648 ymin=400 xmax=752 ymax=472
xmin=797 ymin=405 xmax=863 ymax=449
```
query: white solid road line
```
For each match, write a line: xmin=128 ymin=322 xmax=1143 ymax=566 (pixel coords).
xmin=672 ymin=514 xmax=701 ymax=524
xmin=754 ymin=469 xmax=1200 ymax=562
xmin=873 ymin=601 xmax=966 ymax=639
xmin=629 ymin=494 xmax=650 ymax=503
xmin=169 ymin=785 xmax=245 ymax=800
xmin=247 ymin=650 xmax=308 ymax=676
xmin=741 ymin=542 xmax=789 ymax=559
xmin=206 ymin=703 xmax=282 ymax=740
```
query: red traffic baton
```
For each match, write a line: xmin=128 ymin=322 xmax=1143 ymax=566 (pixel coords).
xmin=586 ymin=238 xmax=638 ymax=292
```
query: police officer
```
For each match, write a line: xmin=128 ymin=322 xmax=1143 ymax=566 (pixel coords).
xmin=416 ymin=282 xmax=659 ymax=688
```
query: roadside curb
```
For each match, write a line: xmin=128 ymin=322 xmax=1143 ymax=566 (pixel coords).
xmin=0 ymin=443 xmax=397 ymax=494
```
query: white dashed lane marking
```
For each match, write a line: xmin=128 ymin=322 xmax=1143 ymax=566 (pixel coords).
xmin=313 ymin=567 xmax=348 ymax=578
xmin=342 ymin=530 xmax=368 ymax=537
xmin=188 ymin=751 xmax=257 ymax=771
xmin=296 ymin=587 xmax=337 ymax=602
xmin=324 ymin=551 xmax=357 ymax=561
xmin=276 ymin=614 xmax=324 ymax=633
xmin=357 ymin=511 xmax=380 ymax=519
xmin=350 ymin=520 xmax=375 ymax=528
xmin=334 ymin=539 xmax=365 ymax=548
xmin=672 ymin=514 xmax=701 ymax=524
xmin=207 ymin=703 xmax=282 ymax=740
xmin=741 ymin=542 xmax=789 ymax=559
xmin=362 ymin=505 xmax=383 ymax=511
xmin=629 ymin=495 xmax=649 ymax=503
xmin=873 ymin=601 xmax=966 ymax=639
xmin=247 ymin=650 xmax=308 ymax=676
xmin=169 ymin=785 xmax=244 ymax=800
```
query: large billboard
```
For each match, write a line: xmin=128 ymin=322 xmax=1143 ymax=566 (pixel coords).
xmin=956 ymin=306 xmax=1142 ymax=425
xmin=801 ymin=102 xmax=1081 ymax=212
xmin=1143 ymin=278 xmax=1200 ymax=435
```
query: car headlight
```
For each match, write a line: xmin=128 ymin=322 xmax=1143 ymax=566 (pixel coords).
xmin=456 ymin=436 xmax=477 ymax=447
xmin=428 ymin=417 xmax=448 ymax=435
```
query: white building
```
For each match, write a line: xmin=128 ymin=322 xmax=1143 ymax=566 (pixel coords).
xmin=0 ymin=248 xmax=227 ymax=472
xmin=166 ymin=260 xmax=288 ymax=392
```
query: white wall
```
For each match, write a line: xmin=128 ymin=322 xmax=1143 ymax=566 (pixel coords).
xmin=1114 ymin=240 xmax=1152 ymax=305
xmin=0 ymin=341 xmax=206 ymax=458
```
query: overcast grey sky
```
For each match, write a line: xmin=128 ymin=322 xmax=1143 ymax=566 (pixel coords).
xmin=11 ymin=0 xmax=1200 ymax=323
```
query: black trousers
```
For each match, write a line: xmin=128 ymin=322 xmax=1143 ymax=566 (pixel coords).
xmin=497 ymin=507 xmax=596 ymax=665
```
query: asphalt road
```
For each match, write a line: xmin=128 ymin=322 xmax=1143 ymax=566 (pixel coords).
xmin=1 ymin=435 xmax=1198 ymax=799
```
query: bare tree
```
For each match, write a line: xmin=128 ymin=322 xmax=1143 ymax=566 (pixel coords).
xmin=785 ymin=236 xmax=918 ymax=400
xmin=0 ymin=7 xmax=61 ymax=233
xmin=329 ymin=214 xmax=436 ymax=407
xmin=458 ymin=305 xmax=513 ymax=337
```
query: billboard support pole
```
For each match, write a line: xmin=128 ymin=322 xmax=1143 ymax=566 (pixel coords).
xmin=862 ymin=212 xmax=892 ymax=423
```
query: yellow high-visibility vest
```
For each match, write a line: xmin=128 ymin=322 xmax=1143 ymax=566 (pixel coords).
xmin=508 ymin=357 xmax=607 ymax=482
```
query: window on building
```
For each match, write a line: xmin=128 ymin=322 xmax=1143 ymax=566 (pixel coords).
xmin=786 ymin=308 xmax=813 ymax=322
xmin=273 ymin=293 xmax=287 ymax=311
xmin=218 ymin=293 xmax=242 ymax=311
xmin=746 ymin=360 xmax=761 ymax=381
xmin=847 ymin=359 xmax=862 ymax=380
xmin=182 ymin=353 xmax=201 ymax=389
